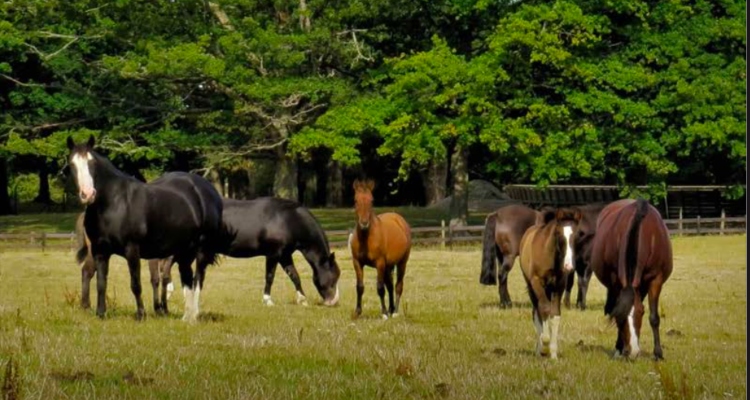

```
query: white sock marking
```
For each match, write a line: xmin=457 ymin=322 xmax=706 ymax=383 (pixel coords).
xmin=193 ymin=284 xmax=201 ymax=319
xmin=628 ymin=306 xmax=640 ymax=357
xmin=263 ymin=294 xmax=274 ymax=306
xmin=182 ymin=287 xmax=194 ymax=321
xmin=296 ymin=291 xmax=308 ymax=306
xmin=166 ymin=282 xmax=174 ymax=300
xmin=550 ymin=316 xmax=561 ymax=359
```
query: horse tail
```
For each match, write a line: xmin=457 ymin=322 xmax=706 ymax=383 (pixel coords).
xmin=480 ymin=213 xmax=498 ymax=285
xmin=610 ymin=199 xmax=649 ymax=324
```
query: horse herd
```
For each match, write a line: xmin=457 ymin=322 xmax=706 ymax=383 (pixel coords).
xmin=66 ymin=136 xmax=672 ymax=361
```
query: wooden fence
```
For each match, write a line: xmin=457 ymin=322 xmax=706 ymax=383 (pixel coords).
xmin=0 ymin=215 xmax=745 ymax=252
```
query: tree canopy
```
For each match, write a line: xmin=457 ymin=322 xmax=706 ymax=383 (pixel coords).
xmin=0 ymin=0 xmax=745 ymax=215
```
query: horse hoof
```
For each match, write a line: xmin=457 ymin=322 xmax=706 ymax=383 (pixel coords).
xmin=381 ymin=314 xmax=389 ymax=320
xmin=296 ymin=293 xmax=308 ymax=306
xmin=135 ymin=312 xmax=145 ymax=321
xmin=391 ymin=313 xmax=400 ymax=318
xmin=263 ymin=295 xmax=274 ymax=306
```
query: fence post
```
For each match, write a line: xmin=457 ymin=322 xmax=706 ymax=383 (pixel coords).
xmin=678 ymin=207 xmax=683 ymax=236
xmin=440 ymin=220 xmax=446 ymax=250
xmin=41 ymin=232 xmax=47 ymax=253
xmin=720 ymin=209 xmax=725 ymax=236
xmin=448 ymin=224 xmax=453 ymax=251
xmin=696 ymin=215 xmax=701 ymax=235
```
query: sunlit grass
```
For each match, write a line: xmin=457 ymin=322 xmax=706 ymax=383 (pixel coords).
xmin=0 ymin=235 xmax=745 ymax=399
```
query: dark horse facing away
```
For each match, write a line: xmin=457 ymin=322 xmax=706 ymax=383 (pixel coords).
xmin=519 ymin=208 xmax=581 ymax=359
xmin=67 ymin=135 xmax=223 ymax=321
xmin=590 ymin=199 xmax=673 ymax=360
xmin=479 ymin=204 xmax=540 ymax=308
xmin=350 ymin=179 xmax=412 ymax=320
xmin=217 ymin=198 xmax=340 ymax=307
xmin=75 ymin=213 xmax=174 ymax=313
xmin=563 ymin=203 xmax=608 ymax=310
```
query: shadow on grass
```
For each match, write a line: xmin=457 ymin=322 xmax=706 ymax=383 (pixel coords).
xmin=478 ymin=301 xmax=533 ymax=310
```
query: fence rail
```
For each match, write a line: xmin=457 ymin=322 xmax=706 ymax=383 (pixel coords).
xmin=0 ymin=215 xmax=745 ymax=252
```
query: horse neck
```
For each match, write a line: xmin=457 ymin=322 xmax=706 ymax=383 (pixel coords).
xmin=299 ymin=221 xmax=331 ymax=269
xmin=355 ymin=212 xmax=381 ymax=247
xmin=92 ymin=153 xmax=141 ymax=194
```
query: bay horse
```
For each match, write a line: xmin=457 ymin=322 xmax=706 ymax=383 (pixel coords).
xmin=217 ymin=197 xmax=340 ymax=307
xmin=349 ymin=179 xmax=411 ymax=319
xmin=563 ymin=202 xmax=608 ymax=310
xmin=519 ymin=208 xmax=581 ymax=359
xmin=75 ymin=212 xmax=174 ymax=313
xmin=67 ymin=135 xmax=223 ymax=321
xmin=590 ymin=198 xmax=673 ymax=360
xmin=479 ymin=204 xmax=540 ymax=308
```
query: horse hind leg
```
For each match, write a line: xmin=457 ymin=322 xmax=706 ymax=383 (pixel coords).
xmin=376 ymin=261 xmax=389 ymax=320
xmin=280 ymin=253 xmax=308 ymax=306
xmin=648 ymin=281 xmax=665 ymax=360
xmin=125 ymin=246 xmax=145 ymax=321
xmin=80 ymin=256 xmax=95 ymax=309
xmin=563 ymin=271 xmax=574 ymax=309
xmin=148 ymin=259 xmax=163 ymax=315
xmin=497 ymin=251 xmax=514 ymax=308
xmin=263 ymin=257 xmax=279 ymax=306
xmin=384 ymin=266 xmax=395 ymax=316
xmin=393 ymin=258 xmax=407 ymax=317
xmin=576 ymin=265 xmax=593 ymax=310
xmin=177 ymin=259 xmax=196 ymax=323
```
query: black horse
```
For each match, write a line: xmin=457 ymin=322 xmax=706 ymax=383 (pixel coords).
xmin=156 ymin=197 xmax=341 ymax=307
xmin=67 ymin=135 xmax=223 ymax=321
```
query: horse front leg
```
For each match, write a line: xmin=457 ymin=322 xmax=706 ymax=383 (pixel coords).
xmin=160 ymin=258 xmax=174 ymax=315
xmin=528 ymin=276 xmax=551 ymax=356
xmin=384 ymin=266 xmax=395 ymax=316
xmin=191 ymin=252 xmax=211 ymax=321
xmin=648 ymin=281 xmax=665 ymax=361
xmin=576 ymin=263 xmax=593 ymax=310
xmin=352 ymin=258 xmax=364 ymax=318
xmin=125 ymin=245 xmax=145 ymax=321
xmin=94 ymin=253 xmax=111 ymax=319
xmin=148 ymin=259 xmax=162 ymax=315
xmin=280 ymin=253 xmax=307 ymax=306
xmin=375 ymin=260 xmax=389 ymax=320
xmin=393 ymin=258 xmax=407 ymax=317
xmin=549 ymin=284 xmax=566 ymax=360
xmin=80 ymin=256 xmax=95 ymax=309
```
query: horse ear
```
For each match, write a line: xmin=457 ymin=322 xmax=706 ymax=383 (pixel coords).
xmin=87 ymin=134 xmax=95 ymax=149
xmin=573 ymin=208 xmax=583 ymax=222
xmin=352 ymin=180 xmax=361 ymax=192
xmin=66 ymin=136 xmax=75 ymax=150
xmin=329 ymin=252 xmax=336 ymax=262
xmin=365 ymin=179 xmax=375 ymax=192
xmin=543 ymin=209 xmax=556 ymax=224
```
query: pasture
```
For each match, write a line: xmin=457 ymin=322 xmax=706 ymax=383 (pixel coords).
xmin=0 ymin=235 xmax=746 ymax=399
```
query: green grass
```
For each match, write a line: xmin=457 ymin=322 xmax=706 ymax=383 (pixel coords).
xmin=0 ymin=207 xmax=489 ymax=234
xmin=0 ymin=235 xmax=745 ymax=399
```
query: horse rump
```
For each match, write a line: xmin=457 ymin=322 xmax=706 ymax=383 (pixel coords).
xmin=609 ymin=199 xmax=649 ymax=324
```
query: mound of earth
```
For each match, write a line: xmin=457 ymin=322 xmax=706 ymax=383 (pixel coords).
xmin=428 ymin=180 xmax=519 ymax=213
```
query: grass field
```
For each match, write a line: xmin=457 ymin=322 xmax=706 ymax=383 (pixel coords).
xmin=0 ymin=235 xmax=746 ymax=399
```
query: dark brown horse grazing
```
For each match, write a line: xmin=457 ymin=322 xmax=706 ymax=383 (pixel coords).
xmin=479 ymin=204 xmax=540 ymax=308
xmin=75 ymin=213 xmax=174 ymax=314
xmin=520 ymin=208 xmax=581 ymax=359
xmin=563 ymin=203 xmax=608 ymax=310
xmin=590 ymin=199 xmax=673 ymax=360
xmin=349 ymin=179 xmax=412 ymax=320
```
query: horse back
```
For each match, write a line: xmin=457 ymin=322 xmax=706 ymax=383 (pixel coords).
xmin=494 ymin=204 xmax=539 ymax=255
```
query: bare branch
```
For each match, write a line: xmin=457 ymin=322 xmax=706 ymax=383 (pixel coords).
xmin=208 ymin=2 xmax=234 ymax=30
xmin=0 ymin=74 xmax=46 ymax=87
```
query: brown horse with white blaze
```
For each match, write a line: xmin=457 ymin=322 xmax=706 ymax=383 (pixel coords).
xmin=519 ymin=208 xmax=581 ymax=359
xmin=349 ymin=179 xmax=412 ymax=320
xmin=590 ymin=198 xmax=673 ymax=360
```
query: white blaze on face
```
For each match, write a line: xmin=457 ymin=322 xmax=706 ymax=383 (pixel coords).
xmin=71 ymin=153 xmax=96 ymax=203
xmin=562 ymin=225 xmax=574 ymax=272
xmin=627 ymin=306 xmax=641 ymax=357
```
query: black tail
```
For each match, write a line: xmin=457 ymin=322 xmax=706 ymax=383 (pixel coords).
xmin=610 ymin=199 xmax=649 ymax=324
xmin=480 ymin=213 xmax=498 ymax=285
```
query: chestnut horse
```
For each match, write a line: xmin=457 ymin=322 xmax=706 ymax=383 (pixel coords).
xmin=590 ymin=199 xmax=673 ymax=360
xmin=349 ymin=179 xmax=412 ymax=320
xmin=519 ymin=208 xmax=581 ymax=359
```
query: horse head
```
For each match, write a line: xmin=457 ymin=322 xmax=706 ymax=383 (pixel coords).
xmin=313 ymin=252 xmax=341 ymax=306
xmin=353 ymin=179 xmax=375 ymax=230
xmin=541 ymin=207 xmax=582 ymax=273
xmin=67 ymin=135 xmax=98 ymax=205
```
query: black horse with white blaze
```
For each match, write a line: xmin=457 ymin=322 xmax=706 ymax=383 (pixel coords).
xmin=67 ymin=135 xmax=223 ymax=321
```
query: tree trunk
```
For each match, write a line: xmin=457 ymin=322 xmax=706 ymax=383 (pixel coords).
xmin=421 ymin=158 xmax=448 ymax=206
xmin=273 ymin=145 xmax=299 ymax=201
xmin=326 ymin=160 xmax=343 ymax=207
xmin=302 ymin=170 xmax=317 ymax=206
xmin=449 ymin=143 xmax=469 ymax=229
xmin=208 ymin=169 xmax=225 ymax=197
xmin=0 ymin=157 xmax=12 ymax=215
xmin=34 ymin=161 xmax=52 ymax=204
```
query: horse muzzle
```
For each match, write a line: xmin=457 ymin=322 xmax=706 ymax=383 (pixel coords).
xmin=323 ymin=286 xmax=339 ymax=307
xmin=358 ymin=220 xmax=370 ymax=230
xmin=79 ymin=188 xmax=97 ymax=204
